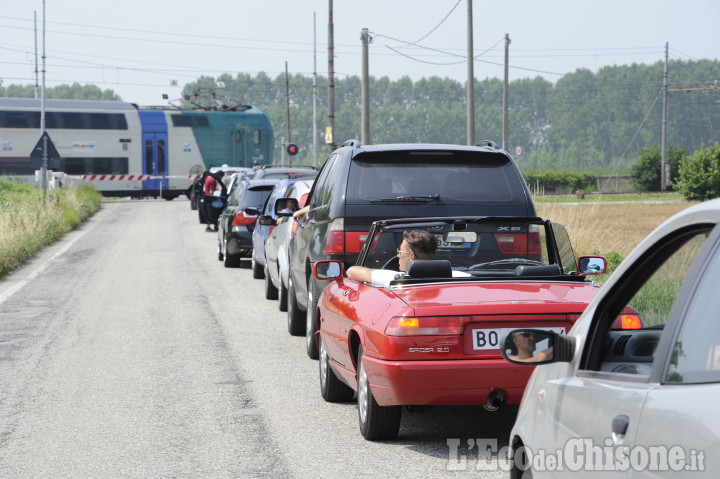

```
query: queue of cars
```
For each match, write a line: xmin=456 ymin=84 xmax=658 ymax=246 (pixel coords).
xmin=198 ymin=141 xmax=719 ymax=475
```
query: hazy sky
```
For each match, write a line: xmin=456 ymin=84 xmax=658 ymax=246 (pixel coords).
xmin=2 ymin=0 xmax=719 ymax=106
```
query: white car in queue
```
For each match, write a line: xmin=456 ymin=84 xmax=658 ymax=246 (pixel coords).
xmin=501 ymin=198 xmax=720 ymax=478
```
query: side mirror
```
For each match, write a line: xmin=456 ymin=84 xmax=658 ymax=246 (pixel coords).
xmin=578 ymin=255 xmax=607 ymax=275
xmin=500 ymin=328 xmax=576 ymax=365
xmin=313 ymin=260 xmax=343 ymax=281
xmin=258 ymin=215 xmax=276 ymax=226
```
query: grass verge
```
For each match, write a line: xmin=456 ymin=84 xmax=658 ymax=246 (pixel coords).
xmin=0 ymin=178 xmax=102 ymax=277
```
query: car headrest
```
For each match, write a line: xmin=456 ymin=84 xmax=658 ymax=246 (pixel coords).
xmin=406 ymin=259 xmax=453 ymax=279
xmin=515 ymin=264 xmax=562 ymax=277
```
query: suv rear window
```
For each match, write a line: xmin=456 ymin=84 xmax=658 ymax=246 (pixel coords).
xmin=346 ymin=151 xmax=525 ymax=205
xmin=243 ymin=185 xmax=275 ymax=208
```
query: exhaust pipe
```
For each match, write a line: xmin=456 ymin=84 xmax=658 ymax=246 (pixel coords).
xmin=483 ymin=390 xmax=506 ymax=412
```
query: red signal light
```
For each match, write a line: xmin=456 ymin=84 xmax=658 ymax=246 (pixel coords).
xmin=287 ymin=144 xmax=299 ymax=156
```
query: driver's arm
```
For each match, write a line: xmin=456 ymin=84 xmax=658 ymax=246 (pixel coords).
xmin=347 ymin=266 xmax=373 ymax=283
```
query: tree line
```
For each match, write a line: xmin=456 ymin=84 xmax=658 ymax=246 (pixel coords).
xmin=2 ymin=59 xmax=718 ymax=173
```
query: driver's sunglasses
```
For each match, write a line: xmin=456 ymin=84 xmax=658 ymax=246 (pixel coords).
xmin=396 ymin=249 xmax=413 ymax=256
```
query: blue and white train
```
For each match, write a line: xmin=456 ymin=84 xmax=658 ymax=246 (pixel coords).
xmin=0 ymin=98 xmax=275 ymax=199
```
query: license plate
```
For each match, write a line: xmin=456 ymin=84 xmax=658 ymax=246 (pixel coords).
xmin=471 ymin=327 xmax=566 ymax=350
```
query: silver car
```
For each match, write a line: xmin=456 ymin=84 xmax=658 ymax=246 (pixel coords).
xmin=260 ymin=179 xmax=314 ymax=315
xmin=502 ymin=198 xmax=720 ymax=478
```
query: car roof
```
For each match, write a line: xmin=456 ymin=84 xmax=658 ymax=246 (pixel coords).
xmin=337 ymin=141 xmax=512 ymax=155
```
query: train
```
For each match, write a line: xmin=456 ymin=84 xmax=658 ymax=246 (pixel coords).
xmin=0 ymin=97 xmax=275 ymax=199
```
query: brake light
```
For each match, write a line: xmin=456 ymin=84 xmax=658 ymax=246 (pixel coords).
xmin=290 ymin=219 xmax=298 ymax=236
xmin=619 ymin=314 xmax=642 ymax=329
xmin=267 ymin=226 xmax=274 ymax=235
xmin=299 ymin=193 xmax=309 ymax=208
xmin=323 ymin=218 xmax=345 ymax=254
xmin=323 ymin=218 xmax=370 ymax=254
xmin=494 ymin=232 xmax=540 ymax=255
xmin=385 ymin=316 xmax=471 ymax=336
xmin=232 ymin=210 xmax=256 ymax=226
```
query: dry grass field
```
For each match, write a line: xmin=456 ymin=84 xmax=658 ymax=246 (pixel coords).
xmin=535 ymin=199 xmax=697 ymax=258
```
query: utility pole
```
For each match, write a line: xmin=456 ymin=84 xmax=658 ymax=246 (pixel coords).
xmin=660 ymin=42 xmax=669 ymax=191
xmin=502 ymin=33 xmax=510 ymax=151
xmin=285 ymin=61 xmax=291 ymax=165
xmin=361 ymin=28 xmax=371 ymax=146
xmin=660 ymin=43 xmax=719 ymax=190
xmin=327 ymin=0 xmax=336 ymax=154
xmin=312 ymin=12 xmax=318 ymax=166
xmin=41 ymin=0 xmax=47 ymax=201
xmin=466 ymin=0 xmax=475 ymax=145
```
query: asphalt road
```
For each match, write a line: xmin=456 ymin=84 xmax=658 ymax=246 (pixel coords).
xmin=0 ymin=199 xmax=517 ymax=478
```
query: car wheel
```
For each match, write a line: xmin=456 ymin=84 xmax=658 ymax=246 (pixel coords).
xmin=278 ymin=274 xmax=288 ymax=312
xmin=287 ymin=277 xmax=305 ymax=336
xmin=224 ymin=253 xmax=240 ymax=268
xmin=319 ymin=335 xmax=353 ymax=402
xmin=264 ymin=263 xmax=278 ymax=300
xmin=252 ymin=257 xmax=264 ymax=279
xmin=357 ymin=345 xmax=401 ymax=440
xmin=306 ymin=280 xmax=319 ymax=359
xmin=217 ymin=240 xmax=224 ymax=261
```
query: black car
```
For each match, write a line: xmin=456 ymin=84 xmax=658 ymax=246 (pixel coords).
xmin=216 ymin=178 xmax=279 ymax=267
xmin=288 ymin=140 xmax=537 ymax=358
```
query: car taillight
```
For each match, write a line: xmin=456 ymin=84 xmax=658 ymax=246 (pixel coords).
xmin=494 ymin=232 xmax=540 ymax=255
xmin=290 ymin=219 xmax=298 ymax=236
xmin=619 ymin=314 xmax=642 ymax=329
xmin=232 ymin=211 xmax=256 ymax=226
xmin=299 ymin=193 xmax=309 ymax=208
xmin=323 ymin=218 xmax=370 ymax=254
xmin=267 ymin=226 xmax=274 ymax=235
xmin=385 ymin=316 xmax=472 ymax=336
xmin=323 ymin=218 xmax=345 ymax=254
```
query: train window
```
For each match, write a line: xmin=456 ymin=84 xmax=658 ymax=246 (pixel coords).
xmin=1 ymin=111 xmax=33 ymax=128
xmin=158 ymin=140 xmax=166 ymax=174
xmin=89 ymin=113 xmax=111 ymax=129
xmin=62 ymin=113 xmax=85 ymax=129
xmin=253 ymin=130 xmax=261 ymax=146
xmin=64 ymin=157 xmax=128 ymax=174
xmin=171 ymin=115 xmax=194 ymax=127
xmin=145 ymin=140 xmax=153 ymax=173
xmin=195 ymin=116 xmax=209 ymax=127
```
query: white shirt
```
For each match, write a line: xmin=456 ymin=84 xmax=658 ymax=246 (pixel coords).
xmin=370 ymin=268 xmax=471 ymax=287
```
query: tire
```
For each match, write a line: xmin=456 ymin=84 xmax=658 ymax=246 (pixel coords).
xmin=319 ymin=336 xmax=353 ymax=402
xmin=287 ymin=277 xmax=305 ymax=336
xmin=223 ymin=239 xmax=240 ymax=267
xmin=357 ymin=346 xmax=401 ymax=440
xmin=278 ymin=275 xmax=288 ymax=312
xmin=217 ymin=237 xmax=224 ymax=261
xmin=306 ymin=279 xmax=319 ymax=359
xmin=264 ymin=263 xmax=278 ymax=300
xmin=252 ymin=257 xmax=264 ymax=279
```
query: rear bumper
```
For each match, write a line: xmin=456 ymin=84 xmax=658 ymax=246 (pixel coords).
xmin=227 ymin=233 xmax=253 ymax=256
xmin=360 ymin=355 xmax=532 ymax=407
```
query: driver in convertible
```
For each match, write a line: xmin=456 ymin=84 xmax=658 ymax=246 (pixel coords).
xmin=347 ymin=230 xmax=460 ymax=287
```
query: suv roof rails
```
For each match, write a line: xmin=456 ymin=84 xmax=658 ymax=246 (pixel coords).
xmin=341 ymin=139 xmax=362 ymax=148
xmin=475 ymin=140 xmax=500 ymax=149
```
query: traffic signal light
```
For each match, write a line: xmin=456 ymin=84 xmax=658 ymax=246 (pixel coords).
xmin=287 ymin=144 xmax=299 ymax=156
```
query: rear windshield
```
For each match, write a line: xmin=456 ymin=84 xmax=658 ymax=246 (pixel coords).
xmin=243 ymin=186 xmax=275 ymax=209
xmin=346 ymin=151 xmax=526 ymax=205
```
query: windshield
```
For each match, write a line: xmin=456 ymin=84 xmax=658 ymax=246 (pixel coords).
xmin=346 ymin=151 xmax=526 ymax=205
xmin=361 ymin=219 xmax=574 ymax=276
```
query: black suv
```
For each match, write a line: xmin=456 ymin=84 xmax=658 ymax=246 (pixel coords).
xmin=287 ymin=140 xmax=537 ymax=358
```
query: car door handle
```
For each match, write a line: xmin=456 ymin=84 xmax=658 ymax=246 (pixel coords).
xmin=612 ymin=415 xmax=629 ymax=445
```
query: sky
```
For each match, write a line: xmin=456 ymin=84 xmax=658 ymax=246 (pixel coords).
xmin=1 ymin=0 xmax=719 ymax=107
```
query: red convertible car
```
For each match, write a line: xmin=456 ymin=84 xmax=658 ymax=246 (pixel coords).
xmin=313 ymin=216 xmax=641 ymax=440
